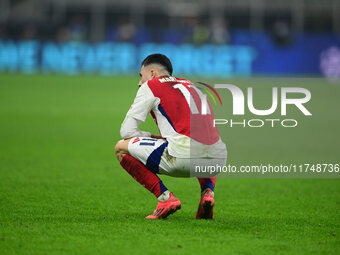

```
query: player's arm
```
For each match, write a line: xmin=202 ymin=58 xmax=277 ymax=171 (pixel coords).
xmin=120 ymin=82 xmax=157 ymax=139
xmin=120 ymin=116 xmax=151 ymax=139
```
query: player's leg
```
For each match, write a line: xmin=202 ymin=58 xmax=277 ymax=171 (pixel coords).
xmin=153 ymin=154 xmax=216 ymax=219
xmin=194 ymin=158 xmax=226 ymax=219
xmin=198 ymin=177 xmax=216 ymax=194
xmin=195 ymin=177 xmax=215 ymax=219
xmin=155 ymin=154 xmax=221 ymax=219
xmin=115 ymin=138 xmax=168 ymax=199
xmin=150 ymin=153 xmax=215 ymax=219
xmin=115 ymin=138 xmax=181 ymax=219
xmin=127 ymin=138 xmax=182 ymax=219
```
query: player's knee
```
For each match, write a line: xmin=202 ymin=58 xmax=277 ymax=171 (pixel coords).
xmin=114 ymin=139 xmax=130 ymax=161
xmin=114 ymin=140 xmax=120 ymax=152
xmin=114 ymin=140 xmax=123 ymax=158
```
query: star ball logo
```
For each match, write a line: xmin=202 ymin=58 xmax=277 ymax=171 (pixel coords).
xmin=194 ymin=82 xmax=312 ymax=128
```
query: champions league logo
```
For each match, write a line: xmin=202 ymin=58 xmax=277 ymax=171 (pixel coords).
xmin=194 ymin=82 xmax=312 ymax=128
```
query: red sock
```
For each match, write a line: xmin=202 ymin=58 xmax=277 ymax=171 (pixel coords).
xmin=120 ymin=154 xmax=168 ymax=198
xmin=198 ymin=177 xmax=216 ymax=192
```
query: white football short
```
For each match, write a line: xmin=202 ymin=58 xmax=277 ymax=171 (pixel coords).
xmin=128 ymin=137 xmax=227 ymax=177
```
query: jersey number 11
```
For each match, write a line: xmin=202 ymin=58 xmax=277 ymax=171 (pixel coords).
xmin=173 ymin=84 xmax=211 ymax=115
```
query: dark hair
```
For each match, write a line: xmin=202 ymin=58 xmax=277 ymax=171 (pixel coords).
xmin=141 ymin=54 xmax=173 ymax=75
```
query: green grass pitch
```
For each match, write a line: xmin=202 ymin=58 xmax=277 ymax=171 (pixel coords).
xmin=0 ymin=74 xmax=339 ymax=254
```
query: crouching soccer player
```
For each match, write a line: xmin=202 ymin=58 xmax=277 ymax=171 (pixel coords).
xmin=115 ymin=54 xmax=227 ymax=219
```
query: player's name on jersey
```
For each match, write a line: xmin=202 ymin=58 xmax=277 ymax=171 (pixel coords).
xmin=159 ymin=77 xmax=190 ymax=84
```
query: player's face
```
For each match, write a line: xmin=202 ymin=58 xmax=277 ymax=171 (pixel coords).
xmin=138 ymin=65 xmax=156 ymax=86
